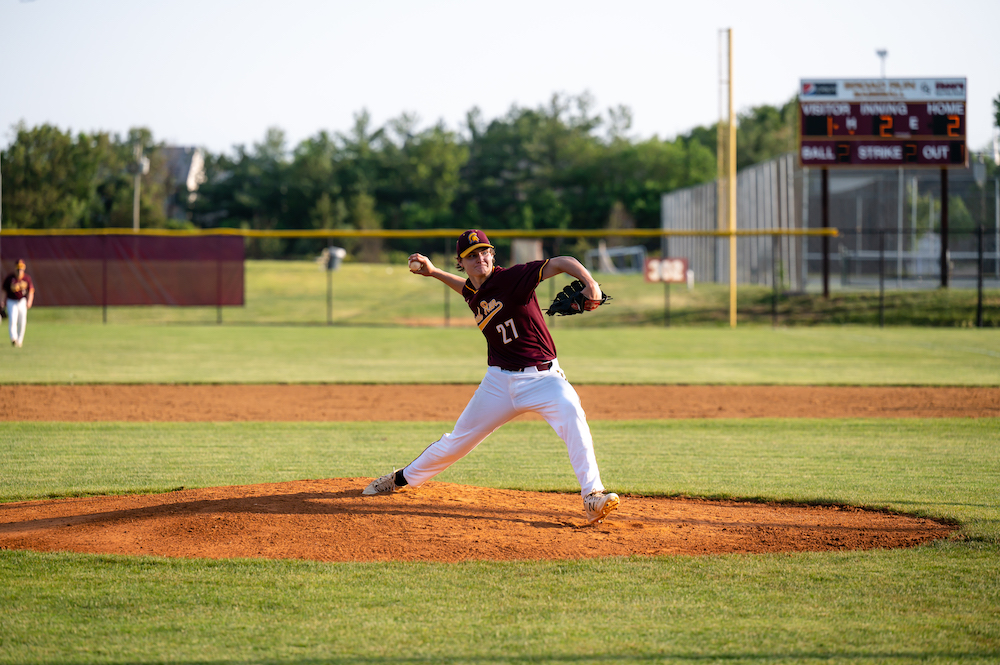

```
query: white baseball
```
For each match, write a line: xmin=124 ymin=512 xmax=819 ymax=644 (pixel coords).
xmin=409 ymin=259 xmax=422 ymax=272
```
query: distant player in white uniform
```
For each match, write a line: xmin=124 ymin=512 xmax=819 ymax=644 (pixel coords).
xmin=2 ymin=259 xmax=35 ymax=348
xmin=363 ymin=229 xmax=619 ymax=525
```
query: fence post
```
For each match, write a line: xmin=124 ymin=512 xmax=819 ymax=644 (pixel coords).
xmin=879 ymin=229 xmax=885 ymax=328
xmin=771 ymin=235 xmax=778 ymax=327
xmin=977 ymin=224 xmax=984 ymax=328
xmin=940 ymin=168 xmax=949 ymax=288
xmin=664 ymin=236 xmax=670 ymax=327
xmin=443 ymin=238 xmax=450 ymax=328
xmin=822 ymin=168 xmax=830 ymax=298
xmin=102 ymin=235 xmax=108 ymax=324
xmin=840 ymin=241 xmax=848 ymax=286
xmin=664 ymin=281 xmax=671 ymax=327
xmin=216 ymin=235 xmax=223 ymax=325
xmin=897 ymin=167 xmax=904 ymax=289
xmin=326 ymin=239 xmax=333 ymax=326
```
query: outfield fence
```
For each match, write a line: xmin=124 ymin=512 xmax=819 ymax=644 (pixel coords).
xmin=2 ymin=224 xmax=996 ymax=327
xmin=0 ymin=234 xmax=244 ymax=308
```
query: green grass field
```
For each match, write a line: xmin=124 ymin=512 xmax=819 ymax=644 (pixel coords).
xmin=23 ymin=259 xmax=1000 ymax=327
xmin=2 ymin=260 xmax=999 ymax=663
xmin=2 ymin=419 xmax=998 ymax=664
xmin=4 ymin=323 xmax=1000 ymax=384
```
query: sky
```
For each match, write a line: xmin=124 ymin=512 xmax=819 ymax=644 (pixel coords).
xmin=3 ymin=0 xmax=999 ymax=156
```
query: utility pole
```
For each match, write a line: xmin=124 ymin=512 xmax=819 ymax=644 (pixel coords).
xmin=132 ymin=144 xmax=150 ymax=232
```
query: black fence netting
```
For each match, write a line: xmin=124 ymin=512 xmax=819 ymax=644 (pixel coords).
xmin=0 ymin=235 xmax=244 ymax=306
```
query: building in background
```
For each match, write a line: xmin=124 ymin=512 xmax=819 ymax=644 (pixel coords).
xmin=159 ymin=146 xmax=206 ymax=221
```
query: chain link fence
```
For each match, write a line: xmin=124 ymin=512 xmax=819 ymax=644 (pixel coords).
xmin=661 ymin=153 xmax=998 ymax=326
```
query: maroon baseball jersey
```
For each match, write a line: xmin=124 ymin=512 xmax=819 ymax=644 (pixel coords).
xmin=3 ymin=272 xmax=33 ymax=301
xmin=462 ymin=260 xmax=556 ymax=371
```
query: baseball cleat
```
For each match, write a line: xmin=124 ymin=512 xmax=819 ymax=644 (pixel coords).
xmin=584 ymin=490 xmax=620 ymax=525
xmin=362 ymin=470 xmax=400 ymax=496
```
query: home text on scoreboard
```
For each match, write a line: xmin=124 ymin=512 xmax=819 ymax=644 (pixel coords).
xmin=797 ymin=78 xmax=967 ymax=168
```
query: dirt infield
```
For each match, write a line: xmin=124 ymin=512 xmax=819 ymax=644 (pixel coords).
xmin=3 ymin=383 xmax=983 ymax=562
xmin=4 ymin=383 xmax=999 ymax=421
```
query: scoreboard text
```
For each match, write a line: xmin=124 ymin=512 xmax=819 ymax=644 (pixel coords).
xmin=644 ymin=258 xmax=689 ymax=284
xmin=798 ymin=79 xmax=967 ymax=168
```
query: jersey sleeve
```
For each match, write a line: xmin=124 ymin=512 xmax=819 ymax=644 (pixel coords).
xmin=506 ymin=260 xmax=548 ymax=305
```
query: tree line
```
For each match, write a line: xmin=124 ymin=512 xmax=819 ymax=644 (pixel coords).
xmin=1 ymin=93 xmax=817 ymax=258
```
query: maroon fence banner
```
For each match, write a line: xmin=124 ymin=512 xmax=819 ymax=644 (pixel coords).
xmin=0 ymin=235 xmax=244 ymax=306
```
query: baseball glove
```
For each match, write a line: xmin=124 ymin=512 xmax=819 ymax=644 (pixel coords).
xmin=545 ymin=280 xmax=611 ymax=316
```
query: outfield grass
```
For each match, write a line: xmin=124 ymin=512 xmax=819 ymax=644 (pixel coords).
xmin=5 ymin=323 xmax=1000 ymax=384
xmin=12 ymin=259 xmax=1000 ymax=384
xmin=2 ymin=419 xmax=998 ymax=664
xmin=24 ymin=259 xmax=1000 ymax=327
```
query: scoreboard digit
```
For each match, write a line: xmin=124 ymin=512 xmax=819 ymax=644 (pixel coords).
xmin=645 ymin=258 xmax=689 ymax=283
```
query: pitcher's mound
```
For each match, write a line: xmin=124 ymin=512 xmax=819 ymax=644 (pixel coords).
xmin=0 ymin=478 xmax=954 ymax=562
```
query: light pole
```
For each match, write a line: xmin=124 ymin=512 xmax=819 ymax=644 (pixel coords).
xmin=876 ymin=49 xmax=887 ymax=78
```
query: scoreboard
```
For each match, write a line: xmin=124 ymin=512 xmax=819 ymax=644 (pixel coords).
xmin=798 ymin=78 xmax=967 ymax=168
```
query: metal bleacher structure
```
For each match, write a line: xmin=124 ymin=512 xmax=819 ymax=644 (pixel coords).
xmin=661 ymin=152 xmax=999 ymax=292
xmin=661 ymin=153 xmax=805 ymax=291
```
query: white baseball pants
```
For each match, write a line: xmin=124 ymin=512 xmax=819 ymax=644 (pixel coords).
xmin=402 ymin=359 xmax=606 ymax=497
xmin=7 ymin=299 xmax=27 ymax=345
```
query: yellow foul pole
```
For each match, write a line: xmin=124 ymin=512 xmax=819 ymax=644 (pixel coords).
xmin=727 ymin=28 xmax=737 ymax=328
xmin=717 ymin=30 xmax=726 ymax=239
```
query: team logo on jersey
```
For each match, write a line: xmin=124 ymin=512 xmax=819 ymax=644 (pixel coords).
xmin=475 ymin=298 xmax=503 ymax=330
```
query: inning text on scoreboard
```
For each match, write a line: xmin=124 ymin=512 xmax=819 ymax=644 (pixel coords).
xmin=798 ymin=78 xmax=967 ymax=168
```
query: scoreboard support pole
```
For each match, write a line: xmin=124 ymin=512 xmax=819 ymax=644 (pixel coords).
xmin=821 ymin=168 xmax=830 ymax=298
xmin=940 ymin=168 xmax=949 ymax=288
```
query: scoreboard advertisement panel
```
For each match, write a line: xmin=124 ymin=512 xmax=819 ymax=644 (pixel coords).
xmin=798 ymin=78 xmax=967 ymax=168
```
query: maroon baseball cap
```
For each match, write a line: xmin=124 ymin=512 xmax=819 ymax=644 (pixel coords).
xmin=456 ymin=230 xmax=493 ymax=259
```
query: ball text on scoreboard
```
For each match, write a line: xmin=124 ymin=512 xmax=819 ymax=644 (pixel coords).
xmin=797 ymin=78 xmax=967 ymax=168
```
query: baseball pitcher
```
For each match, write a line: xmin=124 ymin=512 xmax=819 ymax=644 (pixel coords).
xmin=363 ymin=229 xmax=619 ymax=525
